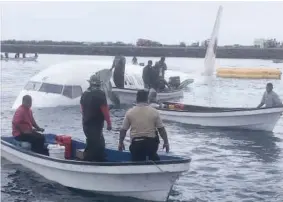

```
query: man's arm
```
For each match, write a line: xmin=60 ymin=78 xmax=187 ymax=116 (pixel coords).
xmin=30 ymin=111 xmax=42 ymax=131
xmin=12 ymin=109 xmax=24 ymax=133
xmin=155 ymin=111 xmax=169 ymax=152
xmin=80 ymin=94 xmax=84 ymax=113
xmin=257 ymin=93 xmax=265 ymax=108
xmin=100 ymin=92 xmax=111 ymax=127
xmin=119 ymin=112 xmax=131 ymax=145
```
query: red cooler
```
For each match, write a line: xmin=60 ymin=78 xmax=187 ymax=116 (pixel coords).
xmin=56 ymin=135 xmax=72 ymax=159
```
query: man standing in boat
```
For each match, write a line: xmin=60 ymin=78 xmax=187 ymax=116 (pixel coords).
xmin=12 ymin=95 xmax=47 ymax=155
xmin=118 ymin=90 xmax=170 ymax=161
xmin=257 ymin=83 xmax=282 ymax=108
xmin=80 ymin=74 xmax=112 ymax=162
xmin=156 ymin=56 xmax=167 ymax=79
xmin=111 ymin=55 xmax=126 ymax=89
xmin=142 ymin=60 xmax=153 ymax=89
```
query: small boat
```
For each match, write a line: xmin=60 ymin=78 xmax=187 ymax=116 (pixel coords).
xmin=1 ymin=133 xmax=191 ymax=201
xmin=272 ymin=59 xmax=283 ymax=64
xmin=156 ymin=102 xmax=283 ymax=132
xmin=1 ymin=56 xmax=38 ymax=62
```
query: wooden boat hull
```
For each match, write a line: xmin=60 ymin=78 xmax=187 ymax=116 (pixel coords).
xmin=1 ymin=135 xmax=190 ymax=201
xmin=158 ymin=103 xmax=283 ymax=132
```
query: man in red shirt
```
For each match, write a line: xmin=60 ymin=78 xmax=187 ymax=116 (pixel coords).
xmin=12 ymin=95 xmax=46 ymax=155
xmin=80 ymin=74 xmax=112 ymax=162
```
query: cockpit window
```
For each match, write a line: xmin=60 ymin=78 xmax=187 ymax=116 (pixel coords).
xmin=62 ymin=85 xmax=82 ymax=99
xmin=24 ymin=81 xmax=42 ymax=91
xmin=39 ymin=83 xmax=63 ymax=94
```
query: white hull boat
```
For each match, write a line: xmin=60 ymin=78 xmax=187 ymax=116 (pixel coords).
xmin=156 ymin=102 xmax=283 ymax=132
xmin=1 ymin=134 xmax=191 ymax=201
xmin=1 ymin=56 xmax=38 ymax=62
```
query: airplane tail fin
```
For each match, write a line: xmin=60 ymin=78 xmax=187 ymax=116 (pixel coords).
xmin=203 ymin=6 xmax=223 ymax=76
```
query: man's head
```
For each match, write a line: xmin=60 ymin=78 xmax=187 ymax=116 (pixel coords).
xmin=148 ymin=60 xmax=153 ymax=66
xmin=266 ymin=83 xmax=273 ymax=93
xmin=136 ymin=90 xmax=149 ymax=103
xmin=160 ymin=56 xmax=165 ymax=63
xmin=22 ymin=95 xmax=32 ymax=108
xmin=88 ymin=74 xmax=101 ymax=87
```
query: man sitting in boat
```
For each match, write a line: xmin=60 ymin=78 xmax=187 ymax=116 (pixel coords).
xmin=158 ymin=77 xmax=170 ymax=92
xmin=118 ymin=90 xmax=170 ymax=161
xmin=257 ymin=83 xmax=282 ymax=108
xmin=80 ymin=74 xmax=112 ymax=162
xmin=12 ymin=95 xmax=47 ymax=155
xmin=142 ymin=60 xmax=153 ymax=89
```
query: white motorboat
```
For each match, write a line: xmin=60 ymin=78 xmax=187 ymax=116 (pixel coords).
xmin=1 ymin=134 xmax=191 ymax=201
xmin=272 ymin=59 xmax=283 ymax=64
xmin=1 ymin=56 xmax=38 ymax=62
xmin=156 ymin=102 xmax=283 ymax=132
xmin=12 ymin=60 xmax=193 ymax=109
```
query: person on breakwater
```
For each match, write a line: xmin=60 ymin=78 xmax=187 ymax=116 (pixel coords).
xmin=257 ymin=83 xmax=282 ymax=108
xmin=118 ymin=90 xmax=169 ymax=161
xmin=111 ymin=55 xmax=126 ymax=89
xmin=142 ymin=60 xmax=153 ymax=89
xmin=80 ymin=74 xmax=112 ymax=162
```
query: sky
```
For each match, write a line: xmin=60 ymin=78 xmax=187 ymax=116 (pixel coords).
xmin=1 ymin=1 xmax=283 ymax=45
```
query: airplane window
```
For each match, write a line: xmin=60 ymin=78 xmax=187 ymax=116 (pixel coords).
xmin=39 ymin=83 xmax=63 ymax=94
xmin=24 ymin=81 xmax=42 ymax=91
xmin=63 ymin=85 xmax=82 ymax=99
xmin=62 ymin=86 xmax=72 ymax=98
xmin=72 ymin=86 xmax=83 ymax=98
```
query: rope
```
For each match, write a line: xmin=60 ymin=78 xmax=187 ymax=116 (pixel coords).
xmin=148 ymin=160 xmax=166 ymax=173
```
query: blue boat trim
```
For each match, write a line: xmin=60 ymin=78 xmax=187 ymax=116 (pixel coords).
xmin=1 ymin=135 xmax=191 ymax=166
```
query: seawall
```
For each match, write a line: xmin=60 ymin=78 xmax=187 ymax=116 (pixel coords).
xmin=1 ymin=43 xmax=283 ymax=59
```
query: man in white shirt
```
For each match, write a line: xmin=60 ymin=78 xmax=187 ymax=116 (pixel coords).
xmin=257 ymin=83 xmax=282 ymax=108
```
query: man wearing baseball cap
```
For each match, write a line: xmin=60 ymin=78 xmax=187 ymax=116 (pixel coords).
xmin=80 ymin=74 xmax=112 ymax=162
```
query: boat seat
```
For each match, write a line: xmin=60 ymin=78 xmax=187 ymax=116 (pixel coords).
xmin=13 ymin=139 xmax=31 ymax=150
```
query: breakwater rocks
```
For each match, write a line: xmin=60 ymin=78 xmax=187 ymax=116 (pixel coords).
xmin=1 ymin=43 xmax=283 ymax=59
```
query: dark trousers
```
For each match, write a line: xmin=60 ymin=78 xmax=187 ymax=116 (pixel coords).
xmin=129 ymin=136 xmax=160 ymax=162
xmin=15 ymin=132 xmax=48 ymax=155
xmin=83 ymin=125 xmax=106 ymax=162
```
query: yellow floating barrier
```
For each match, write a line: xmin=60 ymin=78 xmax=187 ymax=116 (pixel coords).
xmin=216 ymin=67 xmax=282 ymax=79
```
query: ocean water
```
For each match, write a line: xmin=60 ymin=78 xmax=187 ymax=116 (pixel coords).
xmin=1 ymin=54 xmax=283 ymax=202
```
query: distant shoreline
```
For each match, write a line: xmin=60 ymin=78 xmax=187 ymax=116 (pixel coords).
xmin=1 ymin=43 xmax=283 ymax=59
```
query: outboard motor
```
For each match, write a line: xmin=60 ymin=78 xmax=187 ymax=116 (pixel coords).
xmin=113 ymin=56 xmax=126 ymax=89
xmin=168 ymin=76 xmax=181 ymax=89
